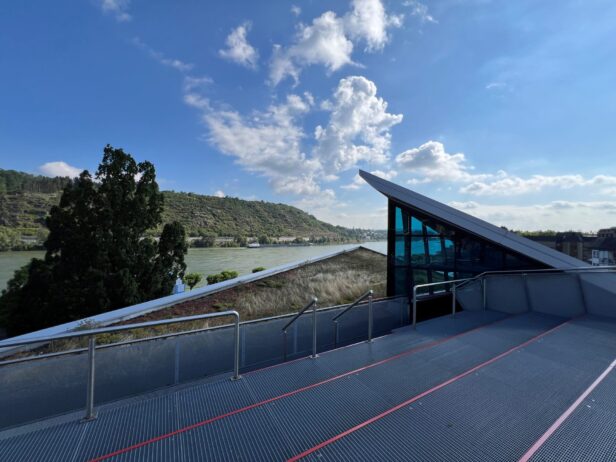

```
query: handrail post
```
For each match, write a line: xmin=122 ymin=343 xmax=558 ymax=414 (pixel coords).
xmin=367 ymin=290 xmax=374 ymax=342
xmin=333 ymin=321 xmax=339 ymax=348
xmin=451 ymin=285 xmax=456 ymax=318
xmin=232 ymin=313 xmax=241 ymax=380
xmin=412 ymin=286 xmax=418 ymax=330
xmin=83 ymin=336 xmax=97 ymax=421
xmin=282 ymin=330 xmax=288 ymax=362
xmin=482 ymin=277 xmax=487 ymax=311
xmin=311 ymin=297 xmax=318 ymax=358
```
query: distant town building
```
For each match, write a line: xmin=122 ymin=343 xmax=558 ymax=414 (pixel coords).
xmin=526 ymin=232 xmax=595 ymax=263
xmin=590 ymin=237 xmax=616 ymax=266
xmin=597 ymin=227 xmax=616 ymax=238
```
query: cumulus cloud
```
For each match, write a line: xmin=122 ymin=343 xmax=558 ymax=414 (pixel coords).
xmin=186 ymin=74 xmax=399 ymax=200
xmin=219 ymin=22 xmax=259 ymax=69
xmin=342 ymin=169 xmax=398 ymax=190
xmin=270 ymin=11 xmax=354 ymax=86
xmin=100 ymin=0 xmax=131 ymax=22
xmin=345 ymin=0 xmax=403 ymax=51
xmin=203 ymin=93 xmax=324 ymax=196
xmin=132 ymin=37 xmax=193 ymax=72
xmin=39 ymin=161 xmax=83 ymax=178
xmin=291 ymin=5 xmax=301 ymax=16
xmin=270 ymin=0 xmax=401 ymax=85
xmin=396 ymin=140 xmax=484 ymax=183
xmin=314 ymin=76 xmax=403 ymax=172
xmin=213 ymin=190 xmax=226 ymax=198
xmin=396 ymin=140 xmax=616 ymax=198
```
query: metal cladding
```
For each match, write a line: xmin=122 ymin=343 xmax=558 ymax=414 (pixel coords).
xmin=359 ymin=169 xmax=585 ymax=269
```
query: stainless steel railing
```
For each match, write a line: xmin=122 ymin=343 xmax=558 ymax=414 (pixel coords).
xmin=412 ymin=266 xmax=616 ymax=329
xmin=332 ymin=289 xmax=374 ymax=347
xmin=281 ymin=297 xmax=318 ymax=361
xmin=457 ymin=265 xmax=616 ymax=290
xmin=0 ymin=310 xmax=241 ymax=421
xmin=412 ymin=278 xmax=471 ymax=329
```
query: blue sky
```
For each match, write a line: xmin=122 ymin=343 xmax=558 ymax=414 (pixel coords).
xmin=1 ymin=0 xmax=616 ymax=231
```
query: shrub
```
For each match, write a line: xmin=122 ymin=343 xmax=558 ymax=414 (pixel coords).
xmin=184 ymin=273 xmax=203 ymax=290
xmin=206 ymin=270 xmax=239 ymax=285
xmin=252 ymin=267 xmax=266 ymax=273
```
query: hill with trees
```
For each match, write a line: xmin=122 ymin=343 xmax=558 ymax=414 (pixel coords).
xmin=0 ymin=168 xmax=379 ymax=250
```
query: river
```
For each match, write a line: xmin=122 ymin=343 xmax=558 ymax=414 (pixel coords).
xmin=0 ymin=242 xmax=387 ymax=291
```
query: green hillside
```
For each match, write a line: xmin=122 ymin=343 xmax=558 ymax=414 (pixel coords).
xmin=0 ymin=169 xmax=378 ymax=250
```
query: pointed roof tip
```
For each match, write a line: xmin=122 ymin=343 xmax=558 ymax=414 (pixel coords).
xmin=359 ymin=168 xmax=585 ymax=269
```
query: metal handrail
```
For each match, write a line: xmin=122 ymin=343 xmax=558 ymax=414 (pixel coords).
xmin=411 ymin=266 xmax=616 ymax=330
xmin=412 ymin=278 xmax=471 ymax=329
xmin=0 ymin=310 xmax=241 ymax=421
xmin=332 ymin=290 xmax=374 ymax=346
xmin=456 ymin=265 xmax=616 ymax=289
xmin=282 ymin=297 xmax=318 ymax=361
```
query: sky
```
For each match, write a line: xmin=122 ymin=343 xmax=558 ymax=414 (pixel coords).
xmin=1 ymin=0 xmax=616 ymax=232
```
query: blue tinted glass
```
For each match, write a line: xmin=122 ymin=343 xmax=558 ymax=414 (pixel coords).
xmin=425 ymin=223 xmax=439 ymax=235
xmin=411 ymin=237 xmax=426 ymax=264
xmin=411 ymin=216 xmax=423 ymax=234
xmin=432 ymin=270 xmax=446 ymax=283
xmin=393 ymin=266 xmax=409 ymax=296
xmin=413 ymin=269 xmax=429 ymax=294
xmin=395 ymin=207 xmax=403 ymax=233
xmin=395 ymin=207 xmax=409 ymax=234
xmin=394 ymin=236 xmax=407 ymax=264
xmin=427 ymin=237 xmax=445 ymax=264
xmin=444 ymin=238 xmax=455 ymax=263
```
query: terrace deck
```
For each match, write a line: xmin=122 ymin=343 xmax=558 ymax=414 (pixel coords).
xmin=1 ymin=310 xmax=615 ymax=461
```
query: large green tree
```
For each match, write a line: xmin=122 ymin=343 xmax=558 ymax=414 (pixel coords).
xmin=0 ymin=145 xmax=187 ymax=335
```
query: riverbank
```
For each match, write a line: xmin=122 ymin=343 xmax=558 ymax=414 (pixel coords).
xmin=0 ymin=242 xmax=387 ymax=291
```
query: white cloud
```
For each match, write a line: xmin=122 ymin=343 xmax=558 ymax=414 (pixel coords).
xmin=314 ymin=76 xmax=403 ymax=171
xmin=291 ymin=5 xmax=301 ymax=16
xmin=345 ymin=0 xmax=403 ymax=51
xmin=486 ymin=81 xmax=508 ymax=91
xmin=39 ymin=161 xmax=82 ymax=178
xmin=396 ymin=141 xmax=483 ymax=183
xmin=448 ymin=200 xmax=616 ymax=232
xmin=132 ymin=37 xmax=193 ymax=72
xmin=100 ymin=0 xmax=131 ymax=22
xmin=203 ymin=93 xmax=323 ymax=195
xmin=461 ymin=173 xmax=616 ymax=196
xmin=270 ymin=11 xmax=354 ymax=86
xmin=395 ymin=140 xmax=616 ymax=197
xmin=213 ymin=190 xmax=226 ymax=198
xmin=342 ymin=169 xmax=398 ymax=190
xmin=219 ymin=22 xmax=259 ymax=69
xmin=186 ymin=74 xmax=400 ymax=200
xmin=270 ymin=0 xmax=401 ymax=85
xmin=182 ymin=76 xmax=212 ymax=110
xmin=403 ymin=0 xmax=436 ymax=24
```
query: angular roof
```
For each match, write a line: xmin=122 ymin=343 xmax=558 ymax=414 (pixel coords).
xmin=359 ymin=170 xmax=585 ymax=269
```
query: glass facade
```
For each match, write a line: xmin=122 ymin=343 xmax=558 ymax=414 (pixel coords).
xmin=387 ymin=200 xmax=546 ymax=297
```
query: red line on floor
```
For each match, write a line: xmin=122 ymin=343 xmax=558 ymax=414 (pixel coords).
xmin=87 ymin=315 xmax=507 ymax=462
xmin=518 ymin=358 xmax=616 ymax=462
xmin=287 ymin=320 xmax=570 ymax=462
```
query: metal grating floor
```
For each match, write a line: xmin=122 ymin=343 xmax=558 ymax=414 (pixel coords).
xmin=1 ymin=310 xmax=616 ymax=461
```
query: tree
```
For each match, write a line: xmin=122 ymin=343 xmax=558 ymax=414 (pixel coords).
xmin=184 ymin=273 xmax=202 ymax=290
xmin=0 ymin=145 xmax=187 ymax=336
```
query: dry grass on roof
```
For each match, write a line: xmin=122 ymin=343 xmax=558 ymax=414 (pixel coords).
xmin=6 ymin=248 xmax=387 ymax=358
xmin=120 ymin=247 xmax=387 ymax=326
